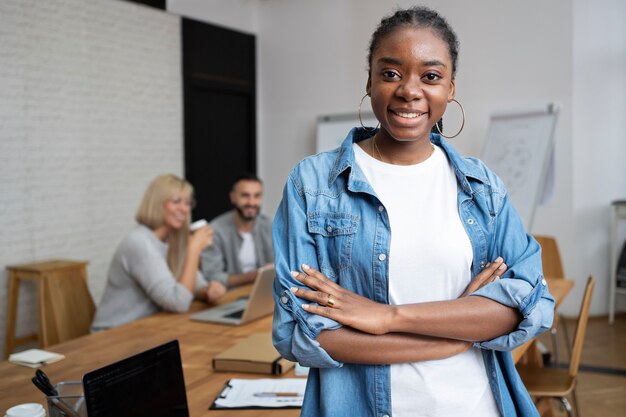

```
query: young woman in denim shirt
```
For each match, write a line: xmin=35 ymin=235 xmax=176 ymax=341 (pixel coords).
xmin=272 ymin=6 xmax=554 ymax=417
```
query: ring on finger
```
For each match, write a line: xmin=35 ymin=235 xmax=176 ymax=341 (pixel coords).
xmin=326 ymin=293 xmax=336 ymax=308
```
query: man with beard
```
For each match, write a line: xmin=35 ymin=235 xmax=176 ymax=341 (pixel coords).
xmin=200 ymin=173 xmax=274 ymax=301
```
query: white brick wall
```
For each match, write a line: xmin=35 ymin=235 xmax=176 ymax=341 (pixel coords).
xmin=0 ymin=0 xmax=182 ymax=357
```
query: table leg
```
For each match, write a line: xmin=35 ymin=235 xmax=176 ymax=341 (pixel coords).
xmin=4 ymin=272 xmax=21 ymax=359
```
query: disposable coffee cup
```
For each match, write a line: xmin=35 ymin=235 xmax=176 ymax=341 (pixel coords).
xmin=190 ymin=219 xmax=208 ymax=231
xmin=5 ymin=403 xmax=46 ymax=417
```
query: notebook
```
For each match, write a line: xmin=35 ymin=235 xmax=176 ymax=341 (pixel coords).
xmin=8 ymin=349 xmax=65 ymax=368
xmin=190 ymin=265 xmax=275 ymax=325
xmin=82 ymin=340 xmax=189 ymax=417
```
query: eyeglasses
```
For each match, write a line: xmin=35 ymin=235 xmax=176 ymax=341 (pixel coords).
xmin=168 ymin=197 xmax=196 ymax=209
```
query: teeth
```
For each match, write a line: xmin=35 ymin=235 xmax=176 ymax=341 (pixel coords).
xmin=395 ymin=111 xmax=422 ymax=119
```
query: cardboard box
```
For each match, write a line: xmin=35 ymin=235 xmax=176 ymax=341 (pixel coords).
xmin=212 ymin=332 xmax=295 ymax=375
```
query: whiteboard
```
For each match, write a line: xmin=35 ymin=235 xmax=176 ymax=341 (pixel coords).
xmin=316 ymin=113 xmax=379 ymax=153
xmin=481 ymin=104 xmax=559 ymax=231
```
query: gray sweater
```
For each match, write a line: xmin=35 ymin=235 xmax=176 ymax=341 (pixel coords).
xmin=91 ymin=225 xmax=204 ymax=331
xmin=200 ymin=210 xmax=274 ymax=286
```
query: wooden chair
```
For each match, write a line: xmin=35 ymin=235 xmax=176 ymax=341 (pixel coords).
xmin=43 ymin=265 xmax=96 ymax=345
xmin=534 ymin=235 xmax=571 ymax=364
xmin=517 ymin=275 xmax=595 ymax=417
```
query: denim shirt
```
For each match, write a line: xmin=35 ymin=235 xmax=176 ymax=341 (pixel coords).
xmin=272 ymin=128 xmax=555 ymax=417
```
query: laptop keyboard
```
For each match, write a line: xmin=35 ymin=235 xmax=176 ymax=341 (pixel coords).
xmin=225 ymin=309 xmax=244 ymax=319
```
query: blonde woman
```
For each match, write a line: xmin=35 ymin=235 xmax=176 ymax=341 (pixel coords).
xmin=91 ymin=174 xmax=214 ymax=331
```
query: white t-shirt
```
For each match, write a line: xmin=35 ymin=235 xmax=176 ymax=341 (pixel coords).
xmin=354 ymin=143 xmax=500 ymax=417
xmin=238 ymin=232 xmax=257 ymax=273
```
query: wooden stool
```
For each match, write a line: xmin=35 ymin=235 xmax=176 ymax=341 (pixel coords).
xmin=4 ymin=259 xmax=93 ymax=359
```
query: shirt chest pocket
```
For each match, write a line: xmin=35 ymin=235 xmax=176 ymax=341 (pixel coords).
xmin=307 ymin=211 xmax=359 ymax=278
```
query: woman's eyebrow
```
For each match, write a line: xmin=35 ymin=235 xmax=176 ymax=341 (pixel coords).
xmin=422 ymin=59 xmax=447 ymax=68
xmin=377 ymin=56 xmax=403 ymax=66
xmin=377 ymin=57 xmax=448 ymax=68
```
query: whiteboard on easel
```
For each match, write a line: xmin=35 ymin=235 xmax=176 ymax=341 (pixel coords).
xmin=316 ymin=113 xmax=379 ymax=153
xmin=481 ymin=103 xmax=559 ymax=231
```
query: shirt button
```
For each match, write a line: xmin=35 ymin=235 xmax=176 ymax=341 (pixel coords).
xmin=492 ymin=371 xmax=497 ymax=378
xmin=378 ymin=253 xmax=386 ymax=261
xmin=378 ymin=205 xmax=384 ymax=212
xmin=541 ymin=278 xmax=547 ymax=286
xmin=467 ymin=218 xmax=475 ymax=225
xmin=280 ymin=295 xmax=289 ymax=304
xmin=480 ymin=261 xmax=486 ymax=268
xmin=382 ymin=415 xmax=390 ymax=417
xmin=326 ymin=226 xmax=333 ymax=233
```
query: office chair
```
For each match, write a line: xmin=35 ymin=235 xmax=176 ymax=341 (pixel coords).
xmin=517 ymin=275 xmax=595 ymax=417
xmin=534 ymin=234 xmax=571 ymax=365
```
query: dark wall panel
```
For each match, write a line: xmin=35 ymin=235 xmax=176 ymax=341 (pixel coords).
xmin=182 ymin=19 xmax=257 ymax=222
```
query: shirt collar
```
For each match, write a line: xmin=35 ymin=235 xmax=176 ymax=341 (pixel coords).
xmin=328 ymin=127 xmax=491 ymax=195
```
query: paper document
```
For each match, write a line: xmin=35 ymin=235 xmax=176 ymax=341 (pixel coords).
xmin=9 ymin=349 xmax=65 ymax=368
xmin=211 ymin=378 xmax=307 ymax=409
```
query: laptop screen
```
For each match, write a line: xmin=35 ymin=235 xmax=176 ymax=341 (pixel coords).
xmin=83 ymin=340 xmax=189 ymax=417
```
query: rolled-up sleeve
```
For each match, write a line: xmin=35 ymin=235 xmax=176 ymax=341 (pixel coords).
xmin=471 ymin=274 xmax=554 ymax=351
xmin=272 ymin=173 xmax=342 ymax=368
xmin=470 ymin=187 xmax=555 ymax=351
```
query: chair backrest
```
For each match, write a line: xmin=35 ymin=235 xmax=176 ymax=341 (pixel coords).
xmin=534 ymin=235 xmax=565 ymax=278
xmin=43 ymin=266 xmax=96 ymax=346
xmin=568 ymin=275 xmax=595 ymax=377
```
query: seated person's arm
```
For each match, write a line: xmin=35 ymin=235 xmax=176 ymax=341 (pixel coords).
xmin=200 ymin=231 xmax=265 ymax=302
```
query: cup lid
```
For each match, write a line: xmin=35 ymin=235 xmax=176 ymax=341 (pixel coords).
xmin=5 ymin=403 xmax=45 ymax=417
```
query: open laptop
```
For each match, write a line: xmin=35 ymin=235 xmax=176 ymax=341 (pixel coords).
xmin=82 ymin=340 xmax=189 ymax=417
xmin=190 ymin=265 xmax=275 ymax=325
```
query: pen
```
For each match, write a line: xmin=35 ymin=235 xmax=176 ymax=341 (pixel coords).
xmin=31 ymin=375 xmax=81 ymax=417
xmin=253 ymin=392 xmax=302 ymax=397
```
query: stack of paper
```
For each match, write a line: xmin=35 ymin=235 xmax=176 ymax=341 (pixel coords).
xmin=9 ymin=349 xmax=65 ymax=368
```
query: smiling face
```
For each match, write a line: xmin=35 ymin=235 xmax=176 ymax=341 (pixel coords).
xmin=162 ymin=192 xmax=193 ymax=231
xmin=230 ymin=179 xmax=263 ymax=222
xmin=368 ymin=26 xmax=455 ymax=143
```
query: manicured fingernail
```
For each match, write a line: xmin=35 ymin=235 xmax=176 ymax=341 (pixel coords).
xmin=301 ymin=263 xmax=310 ymax=271
xmin=498 ymin=263 xmax=506 ymax=270
xmin=302 ymin=304 xmax=309 ymax=309
xmin=290 ymin=287 xmax=298 ymax=293
xmin=485 ymin=262 xmax=491 ymax=268
xmin=291 ymin=271 xmax=299 ymax=278
xmin=495 ymin=257 xmax=503 ymax=263
xmin=494 ymin=276 xmax=500 ymax=280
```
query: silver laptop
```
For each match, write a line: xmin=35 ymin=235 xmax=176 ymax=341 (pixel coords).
xmin=190 ymin=265 xmax=275 ymax=325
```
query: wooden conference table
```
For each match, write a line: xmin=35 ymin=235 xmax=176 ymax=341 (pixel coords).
xmin=0 ymin=278 xmax=573 ymax=416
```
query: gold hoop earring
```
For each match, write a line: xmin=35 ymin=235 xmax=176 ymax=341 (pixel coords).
xmin=358 ymin=94 xmax=380 ymax=132
xmin=435 ymin=98 xmax=465 ymax=139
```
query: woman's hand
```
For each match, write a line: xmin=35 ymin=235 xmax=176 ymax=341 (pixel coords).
xmin=291 ymin=264 xmax=396 ymax=335
xmin=189 ymin=225 xmax=213 ymax=253
xmin=291 ymin=257 xmax=507 ymax=336
xmin=459 ymin=257 xmax=507 ymax=298
xmin=205 ymin=280 xmax=226 ymax=302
